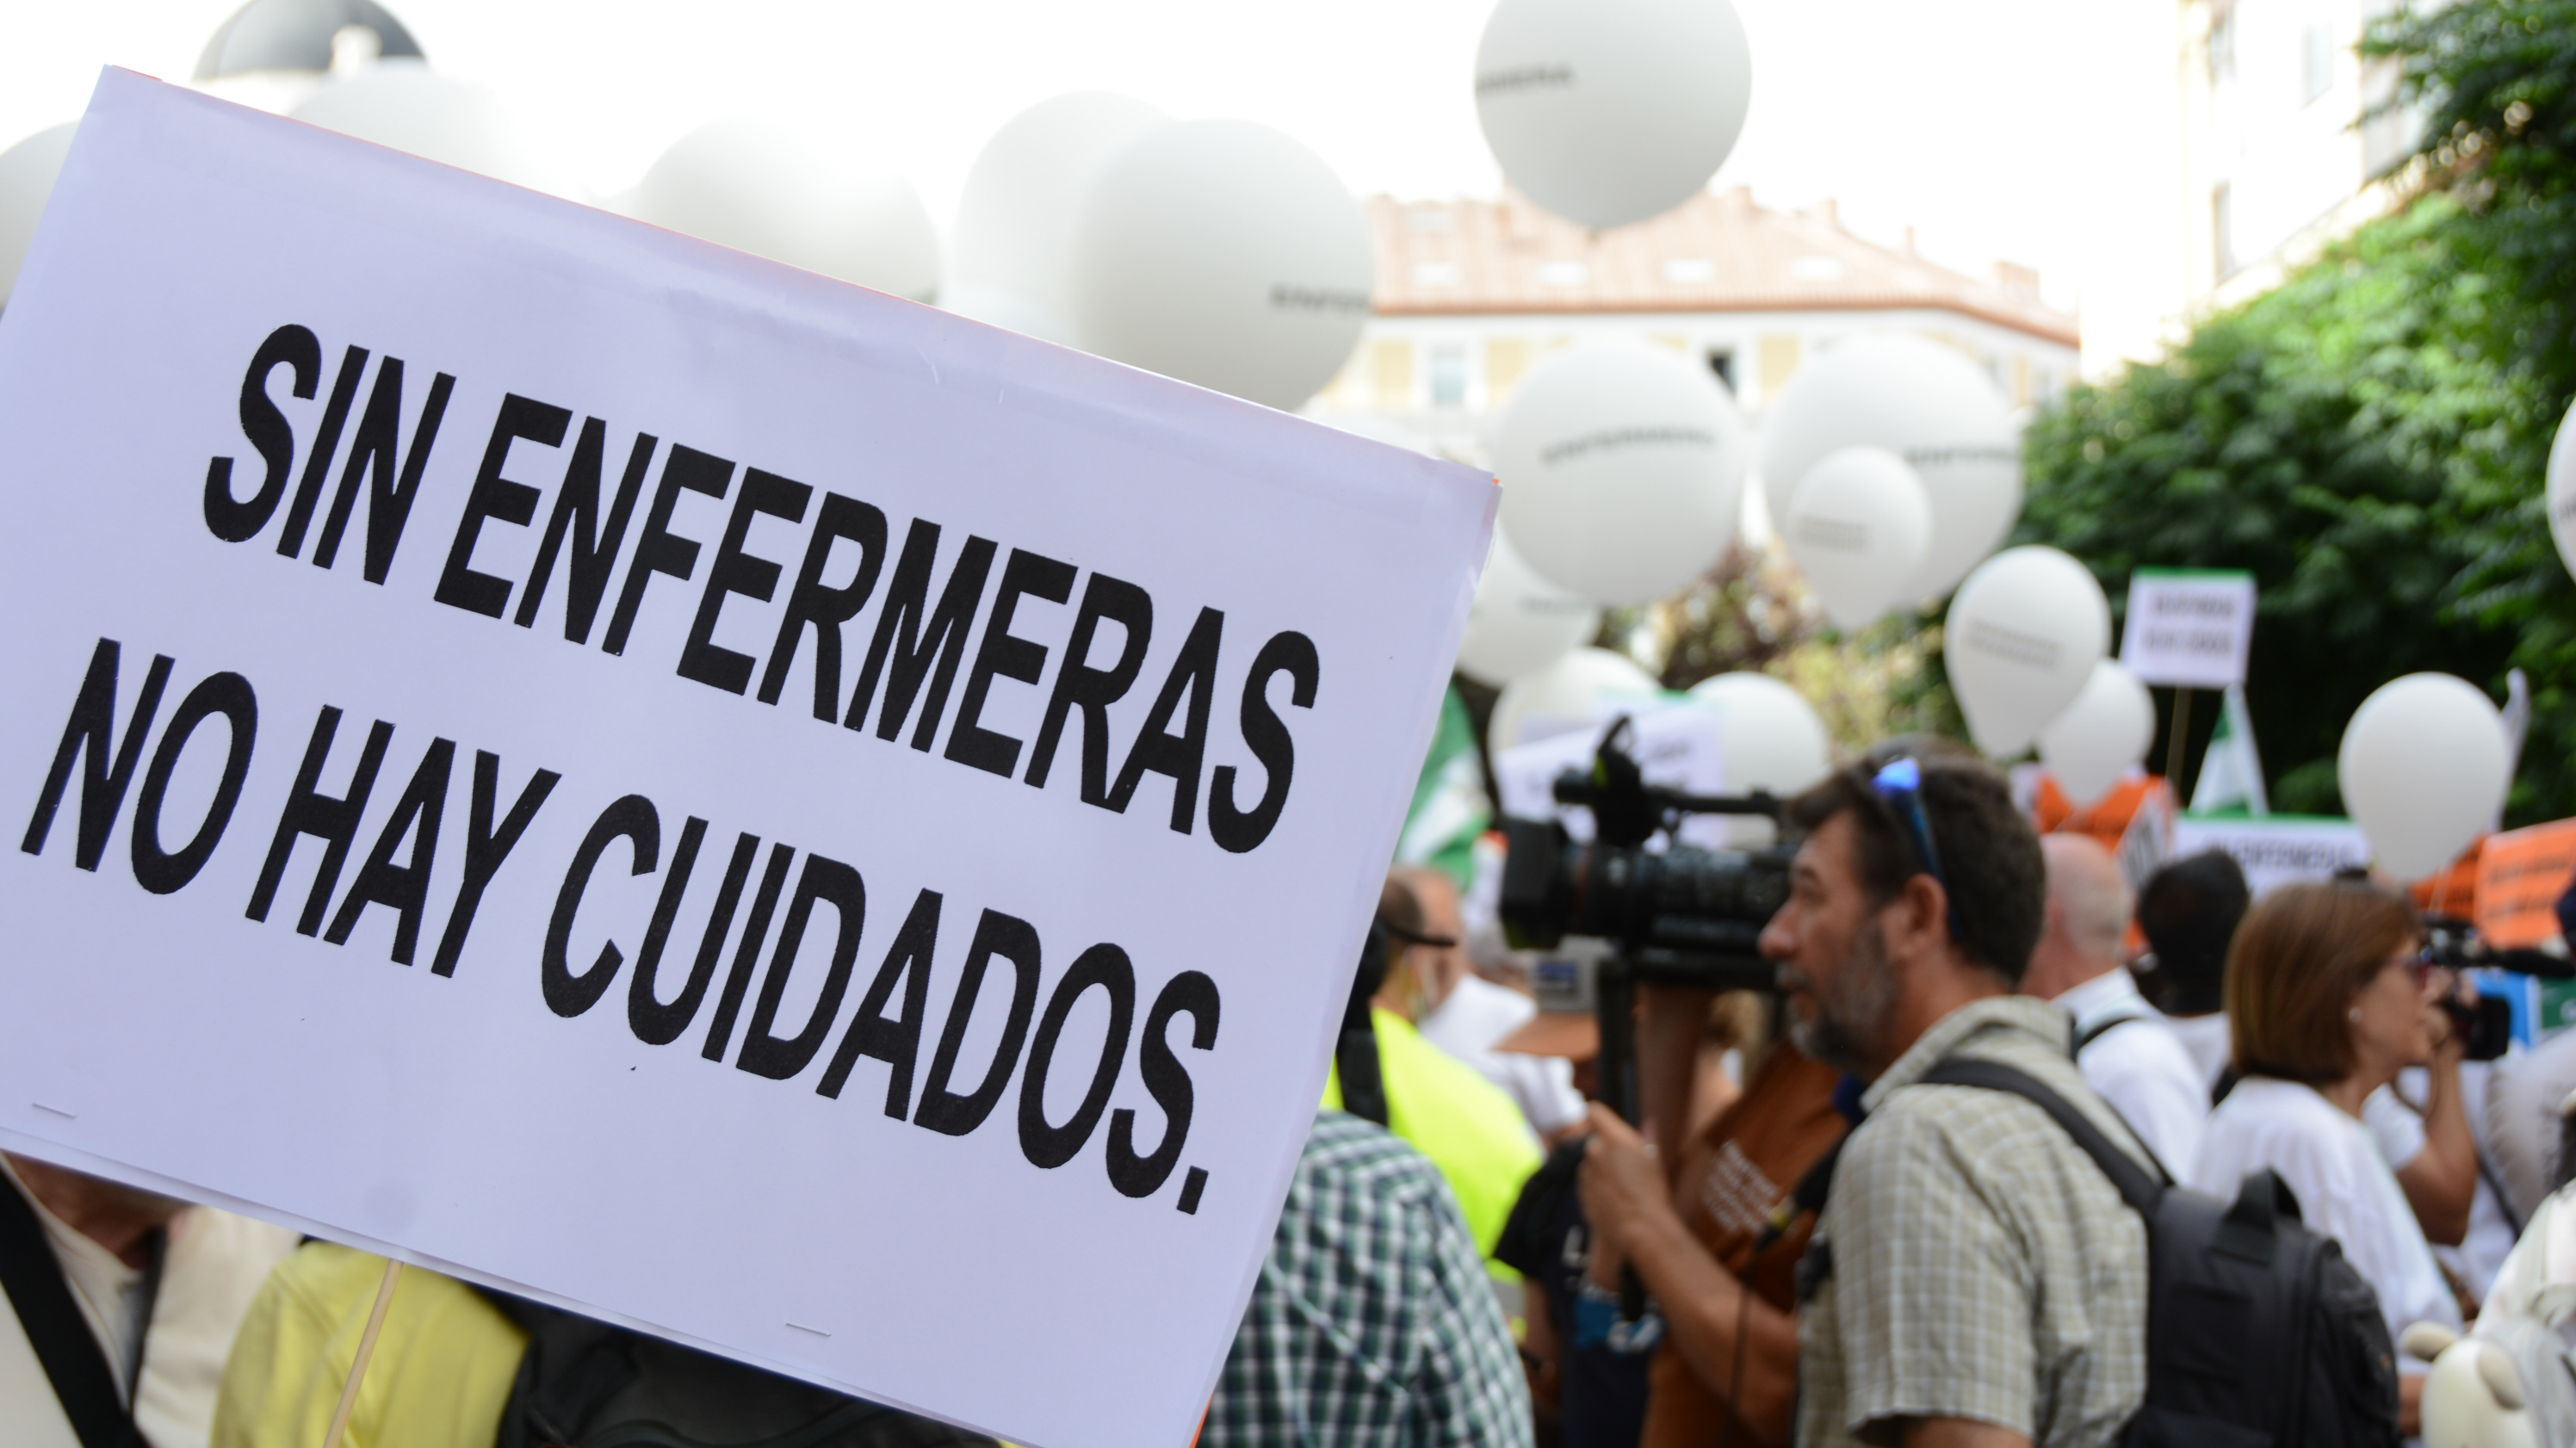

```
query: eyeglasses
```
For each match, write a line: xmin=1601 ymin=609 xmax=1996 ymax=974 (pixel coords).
xmin=1870 ymin=758 xmax=1966 ymax=944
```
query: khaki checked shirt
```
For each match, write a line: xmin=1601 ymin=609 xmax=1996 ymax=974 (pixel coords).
xmin=1795 ymin=996 xmax=2151 ymax=1448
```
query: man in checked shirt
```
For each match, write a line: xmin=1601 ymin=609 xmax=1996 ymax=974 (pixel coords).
xmin=1766 ymin=754 xmax=2153 ymax=1448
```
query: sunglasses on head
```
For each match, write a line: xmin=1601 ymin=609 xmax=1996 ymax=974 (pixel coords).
xmin=1870 ymin=758 xmax=1967 ymax=944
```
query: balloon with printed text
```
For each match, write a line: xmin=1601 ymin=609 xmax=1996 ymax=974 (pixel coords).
xmin=1942 ymin=546 xmax=2108 ymax=758
xmin=1760 ymin=333 xmax=2022 ymax=603
xmin=0 ymin=124 xmax=73 ymax=309
xmin=1456 ymin=529 xmax=1604 ymax=686
xmin=1687 ymin=671 xmax=1831 ymax=846
xmin=1780 ymin=444 xmax=1933 ymax=629
xmin=1492 ymin=338 xmax=1751 ymax=606
xmin=2548 ymin=397 xmax=2576 ymax=585
xmin=2036 ymin=660 xmax=2155 ymax=808
xmin=954 ymin=92 xmax=1168 ymax=343
xmin=1474 ymin=0 xmax=1754 ymax=229
xmin=2338 ymin=673 xmax=2511 ymax=882
xmin=1489 ymin=647 xmax=1662 ymax=752
xmin=622 ymin=118 xmax=940 ymax=304
xmin=1068 ymin=119 xmax=1373 ymax=412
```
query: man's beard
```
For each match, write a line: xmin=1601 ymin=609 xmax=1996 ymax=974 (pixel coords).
xmin=1785 ymin=917 xmax=1898 ymax=1074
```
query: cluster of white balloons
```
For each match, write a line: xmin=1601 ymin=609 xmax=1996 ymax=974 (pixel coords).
xmin=949 ymin=96 xmax=1375 ymax=413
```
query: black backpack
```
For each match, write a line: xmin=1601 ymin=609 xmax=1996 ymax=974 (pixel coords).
xmin=1919 ymin=1059 xmax=2403 ymax=1448
xmin=478 ymin=1292 xmax=998 ymax=1448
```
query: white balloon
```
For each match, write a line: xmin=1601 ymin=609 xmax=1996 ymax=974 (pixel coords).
xmin=1943 ymin=546 xmax=2109 ymax=758
xmin=2036 ymin=660 xmax=2155 ymax=808
xmin=1687 ymin=672 xmax=1833 ymax=796
xmin=1687 ymin=670 xmax=1831 ymax=845
xmin=0 ymin=123 xmax=74 ymax=309
xmin=1068 ymin=119 xmax=1373 ymax=412
xmin=1489 ymin=647 xmax=1660 ymax=752
xmin=2547 ymin=397 xmax=2576 ymax=585
xmin=1760 ymin=333 xmax=2022 ymax=602
xmin=954 ymin=93 xmax=1167 ymax=330
xmin=1782 ymin=445 xmax=1933 ymax=629
xmin=938 ymin=283 xmax=1074 ymax=345
xmin=1458 ymin=530 xmax=1604 ymax=686
xmin=1492 ymin=339 xmax=1751 ymax=605
xmin=1474 ymin=0 xmax=1753 ymax=229
xmin=2338 ymin=673 xmax=2511 ymax=882
xmin=291 ymin=62 xmax=571 ymax=197
xmin=626 ymin=118 xmax=938 ymax=303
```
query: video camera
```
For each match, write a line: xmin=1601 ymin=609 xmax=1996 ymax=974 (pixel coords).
xmin=2423 ymin=914 xmax=2572 ymax=1061
xmin=1495 ymin=716 xmax=1795 ymax=1123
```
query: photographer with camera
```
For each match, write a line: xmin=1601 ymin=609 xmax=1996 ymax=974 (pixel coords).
xmin=2192 ymin=881 xmax=2461 ymax=1433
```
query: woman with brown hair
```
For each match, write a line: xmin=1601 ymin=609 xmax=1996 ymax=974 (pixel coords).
xmin=2191 ymin=880 xmax=2462 ymax=1431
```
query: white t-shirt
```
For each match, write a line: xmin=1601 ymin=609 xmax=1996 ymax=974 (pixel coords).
xmin=2365 ymin=1065 xmax=2519 ymax=1302
xmin=2058 ymin=969 xmax=2209 ymax=1180
xmin=2160 ymin=1011 xmax=2233 ymax=1094
xmin=1416 ymin=975 xmax=1587 ymax=1137
xmin=2195 ymin=1076 xmax=2461 ymax=1363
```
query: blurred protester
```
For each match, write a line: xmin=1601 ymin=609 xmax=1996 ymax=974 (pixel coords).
xmin=2193 ymin=881 xmax=2459 ymax=1433
xmin=214 ymin=1242 xmax=989 ymax=1447
xmin=2022 ymin=835 xmax=2208 ymax=1177
xmin=2133 ymin=851 xmax=2251 ymax=1092
xmin=1329 ymin=876 xmax=1542 ymax=1257
xmin=3 ymin=1152 xmax=296 ymax=1448
xmin=2369 ymin=1042 xmax=2517 ymax=1302
xmin=1768 ymin=755 xmax=2150 ymax=1448
xmin=2487 ymin=1024 xmax=2576 ymax=1222
xmin=2437 ymin=1090 xmax=2576 ymax=1447
xmin=1206 ymin=1110 xmax=1532 ymax=1448
xmin=1397 ymin=865 xmax=1588 ymax=1145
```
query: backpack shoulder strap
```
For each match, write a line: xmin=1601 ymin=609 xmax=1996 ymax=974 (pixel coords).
xmin=2074 ymin=1010 xmax=2153 ymax=1055
xmin=1920 ymin=1058 xmax=2167 ymax=1211
xmin=0 ymin=1173 xmax=143 ymax=1448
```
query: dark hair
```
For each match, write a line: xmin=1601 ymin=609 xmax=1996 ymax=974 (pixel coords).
xmin=1785 ymin=753 xmax=2047 ymax=985
xmin=2136 ymin=851 xmax=2251 ymax=1014
xmin=2226 ymin=881 xmax=2420 ymax=1084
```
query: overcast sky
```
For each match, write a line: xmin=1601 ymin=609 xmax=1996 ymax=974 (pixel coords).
xmin=0 ymin=0 xmax=2185 ymax=324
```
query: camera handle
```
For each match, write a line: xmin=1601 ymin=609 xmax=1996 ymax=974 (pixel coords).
xmin=1595 ymin=950 xmax=1651 ymax=1323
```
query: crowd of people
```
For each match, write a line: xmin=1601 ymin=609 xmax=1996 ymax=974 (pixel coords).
xmin=13 ymin=739 xmax=2576 ymax=1446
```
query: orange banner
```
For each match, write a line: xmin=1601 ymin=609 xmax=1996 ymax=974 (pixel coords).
xmin=2474 ymin=819 xmax=2576 ymax=948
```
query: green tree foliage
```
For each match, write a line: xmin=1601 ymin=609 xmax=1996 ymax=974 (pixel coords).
xmin=2016 ymin=0 xmax=2576 ymax=823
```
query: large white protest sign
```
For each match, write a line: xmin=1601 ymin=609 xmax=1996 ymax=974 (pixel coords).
xmin=2120 ymin=567 xmax=2257 ymax=689
xmin=0 ymin=71 xmax=1492 ymax=1448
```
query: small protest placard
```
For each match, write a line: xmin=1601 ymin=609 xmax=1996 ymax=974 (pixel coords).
xmin=1493 ymin=705 xmax=1740 ymax=850
xmin=2171 ymin=814 xmax=2371 ymax=898
xmin=2475 ymin=819 xmax=2576 ymax=949
xmin=2121 ymin=568 xmax=2256 ymax=690
xmin=0 ymin=71 xmax=1492 ymax=1448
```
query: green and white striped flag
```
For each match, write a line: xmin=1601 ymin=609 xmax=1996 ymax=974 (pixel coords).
xmin=2189 ymin=684 xmax=2269 ymax=817
xmin=1396 ymin=686 xmax=1492 ymax=887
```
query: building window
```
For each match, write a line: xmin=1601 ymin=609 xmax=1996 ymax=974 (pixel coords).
xmin=1789 ymin=255 xmax=1847 ymax=282
xmin=1663 ymin=257 xmax=1716 ymax=284
xmin=1536 ymin=259 xmax=1590 ymax=288
xmin=2213 ymin=183 xmax=2236 ymax=277
xmin=1411 ymin=261 xmax=1462 ymax=288
xmin=1429 ymin=344 xmax=1469 ymax=409
xmin=1706 ymin=349 xmax=1736 ymax=393
xmin=1757 ymin=334 xmax=1802 ymax=398
xmin=1371 ymin=340 xmax=1414 ymax=409
xmin=1486 ymin=338 xmax=1531 ymax=405
xmin=2302 ymin=18 xmax=2334 ymax=105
